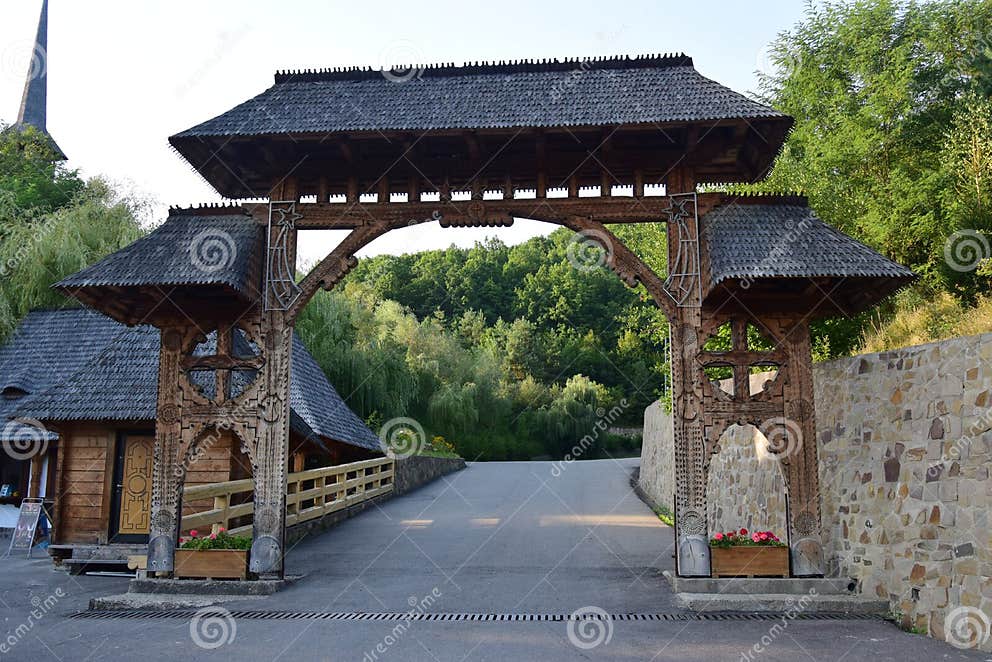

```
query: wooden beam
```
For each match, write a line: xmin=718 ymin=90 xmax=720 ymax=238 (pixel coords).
xmin=290 ymin=194 xmax=726 ymax=230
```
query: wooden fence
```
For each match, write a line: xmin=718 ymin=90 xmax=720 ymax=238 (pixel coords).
xmin=180 ymin=457 xmax=394 ymax=536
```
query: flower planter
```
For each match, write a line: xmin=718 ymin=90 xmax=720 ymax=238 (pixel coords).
xmin=174 ymin=549 xmax=248 ymax=580
xmin=710 ymin=545 xmax=789 ymax=578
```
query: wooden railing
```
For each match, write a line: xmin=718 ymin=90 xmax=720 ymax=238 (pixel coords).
xmin=181 ymin=457 xmax=394 ymax=536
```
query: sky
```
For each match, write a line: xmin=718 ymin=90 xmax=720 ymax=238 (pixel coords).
xmin=0 ymin=0 xmax=808 ymax=266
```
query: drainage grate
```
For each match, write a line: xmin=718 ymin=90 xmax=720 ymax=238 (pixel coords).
xmin=71 ymin=610 xmax=886 ymax=622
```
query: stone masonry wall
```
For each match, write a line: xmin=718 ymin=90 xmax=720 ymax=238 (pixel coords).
xmin=640 ymin=332 xmax=992 ymax=650
xmin=816 ymin=333 xmax=992 ymax=648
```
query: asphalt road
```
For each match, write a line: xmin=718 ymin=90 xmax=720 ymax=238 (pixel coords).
xmin=0 ymin=459 xmax=986 ymax=661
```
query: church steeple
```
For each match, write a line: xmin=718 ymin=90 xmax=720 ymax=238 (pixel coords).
xmin=16 ymin=0 xmax=65 ymax=160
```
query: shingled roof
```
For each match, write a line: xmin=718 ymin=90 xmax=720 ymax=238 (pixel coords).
xmin=55 ymin=210 xmax=264 ymax=325
xmin=1 ymin=309 xmax=381 ymax=453
xmin=171 ymin=55 xmax=785 ymax=139
xmin=701 ymin=199 xmax=915 ymax=314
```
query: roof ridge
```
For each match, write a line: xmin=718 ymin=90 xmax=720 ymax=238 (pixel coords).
xmin=274 ymin=53 xmax=693 ymax=83
xmin=167 ymin=202 xmax=251 ymax=216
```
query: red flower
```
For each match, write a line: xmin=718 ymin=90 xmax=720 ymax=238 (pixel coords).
xmin=740 ymin=528 xmax=748 ymax=536
xmin=189 ymin=529 xmax=198 ymax=537
xmin=209 ymin=533 xmax=217 ymax=540
xmin=714 ymin=532 xmax=724 ymax=541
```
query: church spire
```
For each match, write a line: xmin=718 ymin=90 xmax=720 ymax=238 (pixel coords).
xmin=16 ymin=0 xmax=65 ymax=160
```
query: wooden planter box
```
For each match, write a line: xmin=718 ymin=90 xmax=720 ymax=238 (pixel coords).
xmin=174 ymin=549 xmax=248 ymax=580
xmin=710 ymin=546 xmax=789 ymax=578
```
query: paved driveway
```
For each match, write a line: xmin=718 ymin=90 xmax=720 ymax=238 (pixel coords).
xmin=0 ymin=459 xmax=986 ymax=661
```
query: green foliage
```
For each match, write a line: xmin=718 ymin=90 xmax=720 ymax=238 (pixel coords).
xmin=0 ymin=130 xmax=145 ymax=342
xmin=750 ymin=0 xmax=992 ymax=354
xmin=348 ymin=229 xmax=670 ymax=415
xmin=297 ymin=277 xmax=644 ymax=461
xmin=859 ymin=287 xmax=992 ymax=352
xmin=0 ymin=124 xmax=83 ymax=213
xmin=179 ymin=529 xmax=252 ymax=550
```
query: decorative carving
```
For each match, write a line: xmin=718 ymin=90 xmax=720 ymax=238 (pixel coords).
xmin=680 ymin=510 xmax=706 ymax=534
xmin=794 ymin=510 xmax=819 ymax=537
xmin=662 ymin=194 xmax=701 ymax=308
xmin=265 ymin=201 xmax=304 ymax=311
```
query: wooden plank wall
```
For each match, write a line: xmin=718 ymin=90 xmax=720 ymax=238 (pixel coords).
xmin=55 ymin=424 xmax=116 ymax=544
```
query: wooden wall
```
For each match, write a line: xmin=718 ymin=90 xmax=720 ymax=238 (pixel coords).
xmin=52 ymin=422 xmax=371 ymax=544
xmin=53 ymin=423 xmax=117 ymax=544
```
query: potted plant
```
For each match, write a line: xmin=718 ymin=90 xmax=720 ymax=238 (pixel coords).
xmin=709 ymin=528 xmax=789 ymax=578
xmin=174 ymin=528 xmax=251 ymax=580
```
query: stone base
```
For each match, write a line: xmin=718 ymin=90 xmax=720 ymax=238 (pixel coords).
xmin=128 ymin=575 xmax=300 ymax=596
xmin=88 ymin=593 xmax=266 ymax=611
xmin=663 ymin=571 xmax=889 ymax=614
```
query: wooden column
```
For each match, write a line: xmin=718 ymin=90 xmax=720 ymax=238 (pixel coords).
xmin=780 ymin=319 xmax=825 ymax=576
xmin=249 ymin=307 xmax=294 ymax=578
xmin=147 ymin=326 xmax=185 ymax=575
xmin=666 ymin=166 xmax=710 ymax=576
xmin=249 ymin=182 xmax=299 ymax=579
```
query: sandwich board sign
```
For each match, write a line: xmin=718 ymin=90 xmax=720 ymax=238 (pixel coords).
xmin=7 ymin=498 xmax=43 ymax=557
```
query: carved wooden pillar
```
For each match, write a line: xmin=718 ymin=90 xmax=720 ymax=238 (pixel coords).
xmin=249 ymin=308 xmax=294 ymax=577
xmin=780 ymin=320 xmax=824 ymax=576
xmin=665 ymin=166 xmax=710 ymax=576
xmin=147 ymin=327 xmax=184 ymax=574
xmin=249 ymin=181 xmax=299 ymax=578
xmin=671 ymin=311 xmax=710 ymax=576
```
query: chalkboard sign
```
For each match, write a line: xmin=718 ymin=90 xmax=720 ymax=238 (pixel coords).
xmin=7 ymin=498 xmax=43 ymax=557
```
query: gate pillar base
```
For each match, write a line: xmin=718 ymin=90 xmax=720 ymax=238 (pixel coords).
xmin=790 ymin=538 xmax=824 ymax=577
xmin=677 ymin=535 xmax=711 ymax=577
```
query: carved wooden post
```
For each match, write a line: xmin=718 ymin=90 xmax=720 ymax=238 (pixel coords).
xmin=249 ymin=182 xmax=299 ymax=578
xmin=671 ymin=312 xmax=710 ymax=576
xmin=249 ymin=308 xmax=294 ymax=577
xmin=147 ymin=327 xmax=184 ymax=574
xmin=780 ymin=320 xmax=825 ymax=576
xmin=665 ymin=167 xmax=710 ymax=576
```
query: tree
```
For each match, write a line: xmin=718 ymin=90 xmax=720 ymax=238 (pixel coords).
xmin=0 ymin=124 xmax=84 ymax=213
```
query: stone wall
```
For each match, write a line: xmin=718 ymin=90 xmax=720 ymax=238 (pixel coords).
xmin=705 ymin=425 xmax=788 ymax=536
xmin=638 ymin=399 xmax=674 ymax=510
xmin=640 ymin=332 xmax=992 ymax=650
xmin=393 ymin=455 xmax=467 ymax=495
xmin=816 ymin=332 xmax=992 ymax=648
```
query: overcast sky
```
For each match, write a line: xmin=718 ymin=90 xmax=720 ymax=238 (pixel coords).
xmin=0 ymin=0 xmax=807 ymax=266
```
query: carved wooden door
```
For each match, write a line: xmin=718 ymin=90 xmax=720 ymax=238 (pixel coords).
xmin=114 ymin=435 xmax=154 ymax=537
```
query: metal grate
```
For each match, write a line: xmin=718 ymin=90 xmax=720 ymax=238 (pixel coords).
xmin=72 ymin=610 xmax=887 ymax=622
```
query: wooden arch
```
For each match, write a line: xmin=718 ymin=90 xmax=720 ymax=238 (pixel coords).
xmin=146 ymin=180 xmax=825 ymax=580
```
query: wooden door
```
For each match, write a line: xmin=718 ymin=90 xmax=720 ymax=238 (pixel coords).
xmin=112 ymin=435 xmax=154 ymax=538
